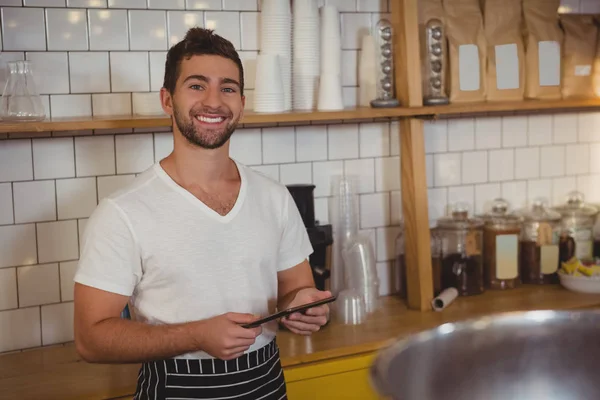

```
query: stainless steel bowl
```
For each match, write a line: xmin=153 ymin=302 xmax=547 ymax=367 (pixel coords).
xmin=370 ymin=310 xmax=600 ymax=400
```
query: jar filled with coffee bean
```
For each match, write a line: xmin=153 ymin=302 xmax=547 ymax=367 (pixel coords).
xmin=479 ymin=198 xmax=522 ymax=290
xmin=436 ymin=204 xmax=485 ymax=296
xmin=517 ymin=198 xmax=562 ymax=284
xmin=553 ymin=191 xmax=598 ymax=263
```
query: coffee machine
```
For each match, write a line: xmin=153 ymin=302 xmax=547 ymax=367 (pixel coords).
xmin=286 ymin=184 xmax=333 ymax=291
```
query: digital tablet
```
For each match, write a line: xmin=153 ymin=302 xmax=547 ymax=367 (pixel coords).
xmin=241 ymin=295 xmax=337 ymax=329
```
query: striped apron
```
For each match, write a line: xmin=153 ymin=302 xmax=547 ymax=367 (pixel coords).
xmin=133 ymin=340 xmax=287 ymax=400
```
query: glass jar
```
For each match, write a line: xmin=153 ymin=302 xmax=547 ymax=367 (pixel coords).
xmin=553 ymin=191 xmax=598 ymax=262
xmin=479 ymin=198 xmax=522 ymax=290
xmin=436 ymin=204 xmax=485 ymax=296
xmin=517 ymin=198 xmax=562 ymax=284
xmin=0 ymin=61 xmax=46 ymax=121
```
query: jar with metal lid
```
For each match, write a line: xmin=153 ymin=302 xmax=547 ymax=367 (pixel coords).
xmin=553 ymin=191 xmax=598 ymax=262
xmin=478 ymin=198 xmax=522 ymax=290
xmin=517 ymin=198 xmax=562 ymax=284
xmin=436 ymin=203 xmax=485 ymax=296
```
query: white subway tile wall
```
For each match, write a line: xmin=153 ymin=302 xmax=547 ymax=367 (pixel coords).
xmin=0 ymin=0 xmax=597 ymax=354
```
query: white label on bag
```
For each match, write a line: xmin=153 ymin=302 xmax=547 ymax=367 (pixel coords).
xmin=495 ymin=43 xmax=520 ymax=90
xmin=458 ymin=44 xmax=480 ymax=91
xmin=575 ymin=65 xmax=592 ymax=76
xmin=538 ymin=41 xmax=560 ymax=86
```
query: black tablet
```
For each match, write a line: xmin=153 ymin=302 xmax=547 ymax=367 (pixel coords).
xmin=241 ymin=295 xmax=337 ymax=329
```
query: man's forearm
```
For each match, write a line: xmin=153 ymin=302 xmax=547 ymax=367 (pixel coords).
xmin=76 ymin=317 xmax=202 ymax=364
xmin=277 ymin=285 xmax=314 ymax=311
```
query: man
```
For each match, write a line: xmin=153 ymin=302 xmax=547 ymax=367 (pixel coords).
xmin=73 ymin=27 xmax=331 ymax=400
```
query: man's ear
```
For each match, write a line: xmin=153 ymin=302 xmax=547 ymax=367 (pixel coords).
xmin=160 ymin=87 xmax=174 ymax=116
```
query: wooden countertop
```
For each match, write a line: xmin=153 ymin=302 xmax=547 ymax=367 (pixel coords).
xmin=2 ymin=286 xmax=600 ymax=400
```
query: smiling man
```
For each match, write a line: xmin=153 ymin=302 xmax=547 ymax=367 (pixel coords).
xmin=73 ymin=28 xmax=331 ymax=400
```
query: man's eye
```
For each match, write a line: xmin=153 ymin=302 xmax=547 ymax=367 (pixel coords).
xmin=222 ymin=87 xmax=236 ymax=93
xmin=190 ymin=84 xmax=203 ymax=90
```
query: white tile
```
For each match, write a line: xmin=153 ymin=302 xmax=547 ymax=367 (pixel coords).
xmin=33 ymin=137 xmax=75 ymax=180
xmin=433 ymin=153 xmax=460 ymax=187
xmin=375 ymin=156 xmax=400 ymax=192
xmin=109 ymin=0 xmax=145 ymax=7
xmin=528 ymin=179 xmax=552 ymax=204
xmin=501 ymin=181 xmax=527 ymax=209
xmin=314 ymin=197 xmax=328 ymax=225
xmin=426 ymin=154 xmax=433 ymax=187
xmin=342 ymin=50 xmax=358 ymax=86
xmin=448 ymin=118 xmax=475 ymax=151
xmin=312 ymin=160 xmax=343 ymax=197
xmin=0 ymin=140 xmax=32 ymax=182
xmin=37 ymin=220 xmax=78 ymax=263
xmin=377 ymin=261 xmax=397 ymax=296
xmin=323 ymin=0 xmax=356 ymax=11
xmin=68 ymin=0 xmax=107 ymax=6
xmin=341 ymin=13 xmax=371 ymax=50
xmin=578 ymin=112 xmax=600 ymax=143
xmin=25 ymin=52 xmax=69 ymax=95
xmin=238 ymin=51 xmax=257 ymax=90
xmin=92 ymin=93 xmax=132 ymax=116
xmin=132 ymin=92 xmax=164 ymax=115
xmin=0 ymin=0 xmax=22 ymax=5
xmin=358 ymin=0 xmax=388 ymax=12
xmin=540 ymin=145 xmax=565 ymax=178
xmin=88 ymin=9 xmax=129 ymax=51
xmin=205 ymin=11 xmax=240 ymax=49
xmin=249 ymin=165 xmax=279 ymax=182
xmin=475 ymin=183 xmax=501 ymax=214
xmin=1 ymin=8 xmax=46 ymax=51
xmin=553 ymin=114 xmax=578 ymax=144
xmin=566 ymin=143 xmax=589 ymax=175
xmin=528 ymin=115 xmax=552 ymax=146
xmin=489 ymin=149 xmax=515 ymax=181
xmin=154 ymin=132 xmax=173 ymax=161
xmin=591 ymin=143 xmax=600 ymax=174
xmin=56 ymin=178 xmax=97 ymax=220
xmin=115 ymin=134 xmax=154 ymax=174
xmin=13 ymin=181 xmax=56 ymax=224
xmin=502 ymin=116 xmax=528 ymax=147
xmin=129 ymin=10 xmax=167 ymax=50
xmin=577 ymin=175 xmax=600 ymax=204
xmin=0 ymin=268 xmax=16 ymax=311
xmin=41 ymin=302 xmax=74 ymax=345
xmin=390 ymin=190 xmax=402 ymax=225
xmin=475 ymin=117 xmax=502 ymax=149
xmin=262 ymin=128 xmax=295 ymax=164
xmin=0 ymin=183 xmax=13 ymax=225
xmin=97 ymin=174 xmax=136 ymax=200
xmin=448 ymin=186 xmax=474 ymax=215
xmin=328 ymin=124 xmax=359 ymax=160
xmin=50 ymin=94 xmax=92 ymax=119
xmin=148 ymin=0 xmax=184 ymax=8
xmin=581 ymin=0 xmax=600 ymax=13
xmin=149 ymin=51 xmax=167 ymax=91
xmin=17 ymin=264 xmax=60 ymax=308
xmin=24 ymin=0 xmax=65 ymax=5
xmin=59 ymin=261 xmax=78 ymax=302
xmin=110 ymin=52 xmax=150 ymax=92
xmin=46 ymin=8 xmax=88 ymax=51
xmin=186 ymin=0 xmax=221 ymax=10
xmin=75 ymin=136 xmax=115 ymax=177
xmin=230 ymin=128 xmax=261 ymax=165
xmin=296 ymin=125 xmax=327 ymax=162
xmin=243 ymin=89 xmax=254 ymax=109
xmin=423 ymin=120 xmax=447 ymax=154
xmin=223 ymin=0 xmax=257 ymax=10
xmin=343 ymin=87 xmax=358 ymax=108
xmin=240 ymin=12 xmax=258 ymax=50
xmin=167 ymin=11 xmax=204 ymax=47
xmin=69 ymin=52 xmax=110 ymax=93
xmin=376 ymin=226 xmax=401 ymax=262
xmin=0 ymin=224 xmax=37 ymax=268
xmin=0 ymin=307 xmax=41 ymax=353
xmin=78 ymin=219 xmax=88 ymax=249
xmin=0 ymin=52 xmax=25 ymax=90
xmin=359 ymin=122 xmax=389 ymax=158
xmin=344 ymin=158 xmax=374 ymax=193
xmin=515 ymin=147 xmax=540 ymax=179
xmin=552 ymin=176 xmax=577 ymax=206
xmin=360 ymin=192 xmax=390 ymax=229
xmin=461 ymin=151 xmax=487 ymax=184
xmin=280 ymin=163 xmax=312 ymax=185
xmin=390 ymin=120 xmax=400 ymax=156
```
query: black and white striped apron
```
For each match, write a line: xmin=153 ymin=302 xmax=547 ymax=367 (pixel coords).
xmin=133 ymin=340 xmax=287 ymax=400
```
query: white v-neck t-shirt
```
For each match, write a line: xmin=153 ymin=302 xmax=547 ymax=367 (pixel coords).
xmin=74 ymin=160 xmax=313 ymax=359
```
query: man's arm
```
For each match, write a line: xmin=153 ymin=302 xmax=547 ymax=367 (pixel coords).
xmin=277 ymin=259 xmax=316 ymax=311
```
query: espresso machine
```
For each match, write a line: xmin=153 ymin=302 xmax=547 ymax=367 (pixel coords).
xmin=286 ymin=184 xmax=334 ymax=291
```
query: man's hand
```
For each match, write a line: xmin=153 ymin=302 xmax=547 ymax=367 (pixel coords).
xmin=280 ymin=288 xmax=331 ymax=335
xmin=196 ymin=312 xmax=263 ymax=360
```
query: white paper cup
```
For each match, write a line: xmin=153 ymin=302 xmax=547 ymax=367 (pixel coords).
xmin=317 ymin=73 xmax=344 ymax=111
xmin=261 ymin=0 xmax=290 ymax=15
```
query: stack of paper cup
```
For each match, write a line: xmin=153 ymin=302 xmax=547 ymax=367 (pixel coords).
xmin=253 ymin=54 xmax=285 ymax=113
xmin=259 ymin=0 xmax=292 ymax=111
xmin=317 ymin=5 xmax=343 ymax=110
xmin=292 ymin=0 xmax=320 ymax=110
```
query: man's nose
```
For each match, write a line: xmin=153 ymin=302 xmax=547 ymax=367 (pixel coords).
xmin=202 ymin=86 xmax=222 ymax=109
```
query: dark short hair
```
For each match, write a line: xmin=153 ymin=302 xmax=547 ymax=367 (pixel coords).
xmin=163 ymin=27 xmax=244 ymax=95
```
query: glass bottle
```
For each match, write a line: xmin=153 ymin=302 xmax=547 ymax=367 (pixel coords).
xmin=479 ymin=198 xmax=522 ymax=290
xmin=436 ymin=203 xmax=485 ymax=296
xmin=0 ymin=60 xmax=46 ymax=121
xmin=553 ymin=191 xmax=598 ymax=262
xmin=517 ymin=198 xmax=562 ymax=284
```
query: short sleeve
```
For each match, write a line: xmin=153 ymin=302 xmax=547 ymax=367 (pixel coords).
xmin=74 ymin=199 xmax=142 ymax=296
xmin=277 ymin=190 xmax=314 ymax=272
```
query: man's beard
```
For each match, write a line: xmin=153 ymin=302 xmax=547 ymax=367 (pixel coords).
xmin=173 ymin=104 xmax=239 ymax=150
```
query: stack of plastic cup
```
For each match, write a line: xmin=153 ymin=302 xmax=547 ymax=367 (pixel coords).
xmin=292 ymin=0 xmax=320 ymax=110
xmin=317 ymin=5 xmax=343 ymax=110
xmin=253 ymin=54 xmax=285 ymax=113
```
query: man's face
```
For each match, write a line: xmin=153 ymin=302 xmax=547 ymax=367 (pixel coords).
xmin=165 ymin=54 xmax=245 ymax=149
